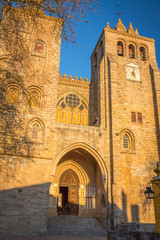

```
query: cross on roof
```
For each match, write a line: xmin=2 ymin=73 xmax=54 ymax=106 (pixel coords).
xmin=116 ymin=4 xmax=123 ymax=17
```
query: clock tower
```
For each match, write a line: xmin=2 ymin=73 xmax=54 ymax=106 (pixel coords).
xmin=90 ymin=18 xmax=160 ymax=234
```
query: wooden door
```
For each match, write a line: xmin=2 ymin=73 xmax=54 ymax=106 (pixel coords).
xmin=59 ymin=169 xmax=79 ymax=215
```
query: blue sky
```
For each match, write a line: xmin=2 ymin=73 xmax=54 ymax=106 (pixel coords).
xmin=59 ymin=0 xmax=160 ymax=80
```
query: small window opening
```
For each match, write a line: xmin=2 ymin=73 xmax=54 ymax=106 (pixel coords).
xmin=129 ymin=44 xmax=135 ymax=59
xmin=117 ymin=41 xmax=123 ymax=56
xmin=131 ymin=112 xmax=136 ymax=122
xmin=137 ymin=113 xmax=142 ymax=123
xmin=32 ymin=123 xmax=39 ymax=139
xmin=140 ymin=47 xmax=146 ymax=61
xmin=34 ymin=43 xmax=44 ymax=54
xmin=8 ymin=88 xmax=19 ymax=104
xmin=123 ymin=135 xmax=129 ymax=149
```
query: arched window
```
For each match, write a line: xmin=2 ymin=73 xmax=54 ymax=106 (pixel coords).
xmin=117 ymin=41 xmax=124 ymax=56
xmin=28 ymin=119 xmax=44 ymax=143
xmin=56 ymin=93 xmax=88 ymax=126
xmin=123 ymin=134 xmax=129 ymax=149
xmin=7 ymin=85 xmax=21 ymax=105
xmin=33 ymin=40 xmax=46 ymax=56
xmin=121 ymin=130 xmax=135 ymax=153
xmin=140 ymin=46 xmax=146 ymax=61
xmin=27 ymin=86 xmax=42 ymax=108
xmin=34 ymin=43 xmax=44 ymax=54
xmin=129 ymin=44 xmax=135 ymax=59
xmin=32 ymin=123 xmax=39 ymax=139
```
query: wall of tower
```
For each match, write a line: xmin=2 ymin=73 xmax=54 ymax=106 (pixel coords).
xmin=91 ymin=23 xmax=160 ymax=235
xmin=0 ymin=8 xmax=62 ymax=235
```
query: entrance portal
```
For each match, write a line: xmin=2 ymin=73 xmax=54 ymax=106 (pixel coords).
xmin=57 ymin=169 xmax=79 ymax=215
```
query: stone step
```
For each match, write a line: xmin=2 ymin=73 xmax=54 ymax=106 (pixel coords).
xmin=46 ymin=215 xmax=107 ymax=236
xmin=46 ymin=230 xmax=107 ymax=236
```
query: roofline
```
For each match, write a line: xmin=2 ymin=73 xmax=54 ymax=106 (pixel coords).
xmin=90 ymin=26 xmax=155 ymax=59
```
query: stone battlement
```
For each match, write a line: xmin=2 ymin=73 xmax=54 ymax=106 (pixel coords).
xmin=59 ymin=73 xmax=89 ymax=83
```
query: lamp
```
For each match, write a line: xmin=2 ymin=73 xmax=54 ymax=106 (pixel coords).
xmin=144 ymin=182 xmax=160 ymax=199
xmin=144 ymin=184 xmax=154 ymax=199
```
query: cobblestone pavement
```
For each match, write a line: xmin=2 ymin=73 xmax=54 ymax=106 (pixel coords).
xmin=0 ymin=236 xmax=107 ymax=240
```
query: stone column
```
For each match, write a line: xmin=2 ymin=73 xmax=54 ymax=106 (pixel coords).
xmin=152 ymin=162 xmax=160 ymax=239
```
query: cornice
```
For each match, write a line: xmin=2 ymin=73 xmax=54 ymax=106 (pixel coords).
xmin=104 ymin=27 xmax=155 ymax=43
xmin=2 ymin=5 xmax=63 ymax=23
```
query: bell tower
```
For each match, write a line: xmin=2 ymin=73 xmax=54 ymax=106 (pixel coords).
xmin=90 ymin=18 xmax=159 ymax=127
xmin=90 ymin=18 xmax=160 ymax=232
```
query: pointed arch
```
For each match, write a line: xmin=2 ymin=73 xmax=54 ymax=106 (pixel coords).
xmin=27 ymin=118 xmax=44 ymax=143
xmin=120 ymin=129 xmax=135 ymax=153
xmin=56 ymin=93 xmax=88 ymax=126
xmin=51 ymin=142 xmax=108 ymax=187
xmin=6 ymin=83 xmax=21 ymax=105
xmin=27 ymin=86 xmax=43 ymax=107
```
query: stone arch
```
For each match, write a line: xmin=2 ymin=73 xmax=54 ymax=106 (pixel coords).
xmin=27 ymin=117 xmax=44 ymax=143
xmin=27 ymin=85 xmax=43 ymax=107
xmin=56 ymin=93 xmax=88 ymax=126
xmin=117 ymin=39 xmax=125 ymax=56
xmin=128 ymin=42 xmax=137 ymax=59
xmin=49 ymin=142 xmax=108 ymax=218
xmin=120 ymin=129 xmax=135 ymax=153
xmin=139 ymin=45 xmax=148 ymax=61
xmin=32 ymin=39 xmax=47 ymax=56
xmin=51 ymin=142 xmax=107 ymax=186
xmin=6 ymin=83 xmax=22 ymax=105
xmin=54 ymin=160 xmax=88 ymax=185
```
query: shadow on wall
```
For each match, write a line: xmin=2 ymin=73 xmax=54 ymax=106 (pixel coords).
xmin=110 ymin=191 xmax=156 ymax=240
xmin=0 ymin=183 xmax=50 ymax=236
xmin=0 ymin=184 xmax=156 ymax=239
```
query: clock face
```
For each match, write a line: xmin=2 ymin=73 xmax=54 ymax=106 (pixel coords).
xmin=126 ymin=63 xmax=140 ymax=81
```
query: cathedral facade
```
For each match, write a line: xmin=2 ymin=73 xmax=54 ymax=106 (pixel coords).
xmin=1 ymin=7 xmax=160 ymax=238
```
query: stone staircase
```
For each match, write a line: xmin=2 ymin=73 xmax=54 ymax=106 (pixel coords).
xmin=46 ymin=215 xmax=107 ymax=236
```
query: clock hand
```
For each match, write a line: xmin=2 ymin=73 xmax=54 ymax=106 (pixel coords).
xmin=132 ymin=69 xmax=136 ymax=77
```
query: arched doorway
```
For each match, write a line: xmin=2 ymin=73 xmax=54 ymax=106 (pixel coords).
xmin=49 ymin=144 xmax=108 ymax=219
xmin=58 ymin=169 xmax=79 ymax=215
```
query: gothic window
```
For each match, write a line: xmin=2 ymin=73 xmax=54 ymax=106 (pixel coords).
xmin=121 ymin=130 xmax=135 ymax=153
xmin=7 ymin=84 xmax=21 ymax=105
xmin=140 ymin=46 xmax=146 ymax=61
xmin=117 ymin=41 xmax=124 ymax=56
xmin=32 ymin=123 xmax=39 ymax=139
xmin=33 ymin=40 xmax=46 ymax=56
xmin=27 ymin=86 xmax=42 ymax=108
xmin=28 ymin=119 xmax=44 ymax=143
xmin=129 ymin=44 xmax=135 ymax=59
xmin=123 ymin=135 xmax=129 ymax=149
xmin=56 ymin=93 xmax=88 ymax=126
